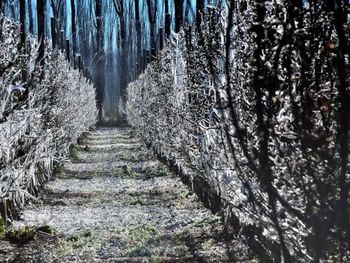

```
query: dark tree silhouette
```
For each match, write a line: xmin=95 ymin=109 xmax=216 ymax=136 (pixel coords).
xmin=0 ymin=0 xmax=3 ymax=14
xmin=28 ymin=0 xmax=34 ymax=33
xmin=95 ymin=0 xmax=104 ymax=120
xmin=112 ymin=0 xmax=129 ymax=111
xmin=146 ymin=0 xmax=158 ymax=57
xmin=37 ymin=0 xmax=45 ymax=66
xmin=0 ymin=1 xmax=3 ymax=37
xmin=19 ymin=0 xmax=27 ymax=84
xmin=135 ymin=0 xmax=141 ymax=74
xmin=19 ymin=0 xmax=25 ymax=47
xmin=71 ymin=0 xmax=77 ymax=66
xmin=174 ymin=0 xmax=183 ymax=33
xmin=49 ymin=0 xmax=64 ymax=46
xmin=165 ymin=0 xmax=171 ymax=38
xmin=196 ymin=0 xmax=204 ymax=32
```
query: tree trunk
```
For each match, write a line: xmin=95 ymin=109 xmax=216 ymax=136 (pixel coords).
xmin=28 ymin=0 xmax=34 ymax=33
xmin=0 ymin=0 xmax=3 ymax=38
xmin=66 ymin=39 xmax=70 ymax=62
xmin=150 ymin=25 xmax=156 ymax=58
xmin=0 ymin=0 xmax=3 ymax=14
xmin=146 ymin=0 xmax=157 ymax=58
xmin=135 ymin=0 xmax=141 ymax=74
xmin=174 ymin=0 xmax=183 ymax=33
xmin=196 ymin=0 xmax=204 ymax=32
xmin=78 ymin=1 xmax=90 ymax=76
xmin=20 ymin=0 xmax=26 ymax=47
xmin=20 ymin=0 xmax=27 ymax=83
xmin=165 ymin=0 xmax=171 ymax=38
xmin=9 ymin=0 xmax=15 ymax=18
xmin=159 ymin=27 xmax=164 ymax=50
xmin=59 ymin=0 xmax=65 ymax=32
xmin=120 ymin=17 xmax=128 ymax=106
xmin=71 ymin=0 xmax=77 ymax=64
xmin=95 ymin=0 xmax=104 ymax=120
xmin=51 ymin=17 xmax=57 ymax=47
xmin=37 ymin=0 xmax=45 ymax=66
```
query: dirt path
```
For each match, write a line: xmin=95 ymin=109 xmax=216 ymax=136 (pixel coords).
xmin=7 ymin=127 xmax=233 ymax=262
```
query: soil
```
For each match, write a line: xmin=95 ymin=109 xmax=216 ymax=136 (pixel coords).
xmin=1 ymin=127 xmax=252 ymax=263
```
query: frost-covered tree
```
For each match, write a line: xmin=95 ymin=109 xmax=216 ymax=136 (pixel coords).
xmin=0 ymin=15 xmax=97 ymax=220
xmin=127 ymin=1 xmax=350 ymax=261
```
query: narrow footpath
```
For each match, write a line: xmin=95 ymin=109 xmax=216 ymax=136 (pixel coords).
xmin=8 ymin=127 xmax=234 ymax=262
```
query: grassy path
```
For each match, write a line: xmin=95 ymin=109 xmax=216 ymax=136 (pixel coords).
xmin=5 ymin=127 xmax=233 ymax=262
